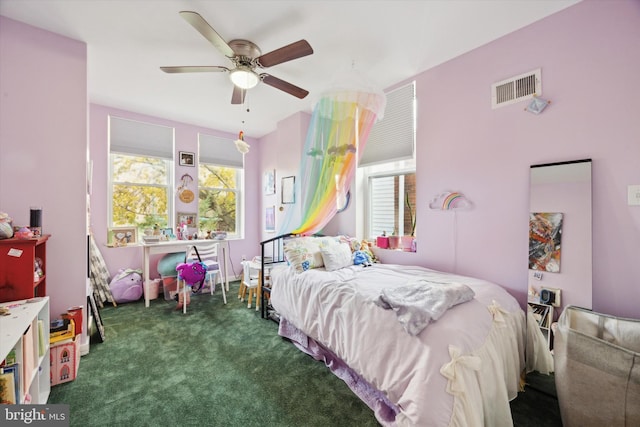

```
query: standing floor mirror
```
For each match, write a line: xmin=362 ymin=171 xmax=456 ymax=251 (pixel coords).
xmin=526 ymin=158 xmax=592 ymax=374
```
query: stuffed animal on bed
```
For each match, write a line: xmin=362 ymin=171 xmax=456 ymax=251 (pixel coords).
xmin=351 ymin=240 xmax=373 ymax=267
xmin=109 ymin=268 xmax=143 ymax=303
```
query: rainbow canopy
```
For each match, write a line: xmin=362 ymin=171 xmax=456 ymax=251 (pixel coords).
xmin=279 ymin=89 xmax=385 ymax=235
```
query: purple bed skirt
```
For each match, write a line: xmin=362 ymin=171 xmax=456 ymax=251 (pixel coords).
xmin=278 ymin=318 xmax=400 ymax=426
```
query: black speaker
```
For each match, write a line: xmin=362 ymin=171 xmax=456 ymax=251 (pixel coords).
xmin=540 ymin=288 xmax=555 ymax=305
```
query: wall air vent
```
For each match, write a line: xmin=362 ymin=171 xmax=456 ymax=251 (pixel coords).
xmin=491 ymin=68 xmax=541 ymax=109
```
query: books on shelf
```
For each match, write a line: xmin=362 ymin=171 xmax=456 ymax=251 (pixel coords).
xmin=0 ymin=365 xmax=19 ymax=404
xmin=38 ymin=319 xmax=45 ymax=357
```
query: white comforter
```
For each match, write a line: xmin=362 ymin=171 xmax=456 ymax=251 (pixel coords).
xmin=270 ymin=263 xmax=525 ymax=427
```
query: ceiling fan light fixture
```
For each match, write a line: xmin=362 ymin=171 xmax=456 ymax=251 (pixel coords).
xmin=229 ymin=67 xmax=259 ymax=89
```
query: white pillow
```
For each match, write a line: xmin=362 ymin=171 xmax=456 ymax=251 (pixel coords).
xmin=320 ymin=242 xmax=353 ymax=272
xmin=284 ymin=236 xmax=341 ymax=273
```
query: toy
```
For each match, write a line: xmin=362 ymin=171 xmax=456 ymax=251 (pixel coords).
xmin=109 ymin=268 xmax=143 ymax=303
xmin=14 ymin=226 xmax=33 ymax=239
xmin=351 ymin=240 xmax=372 ymax=267
xmin=0 ymin=212 xmax=13 ymax=240
xmin=176 ymin=261 xmax=207 ymax=288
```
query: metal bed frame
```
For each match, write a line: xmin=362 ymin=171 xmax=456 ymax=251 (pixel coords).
xmin=259 ymin=233 xmax=292 ymax=320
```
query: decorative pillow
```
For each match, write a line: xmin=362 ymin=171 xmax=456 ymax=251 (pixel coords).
xmin=320 ymin=242 xmax=353 ymax=272
xmin=284 ymin=236 xmax=340 ymax=273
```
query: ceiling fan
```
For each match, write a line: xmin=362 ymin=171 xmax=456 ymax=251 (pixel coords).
xmin=161 ymin=11 xmax=313 ymax=105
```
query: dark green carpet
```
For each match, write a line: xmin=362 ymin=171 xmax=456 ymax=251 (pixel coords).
xmin=49 ymin=282 xmax=561 ymax=426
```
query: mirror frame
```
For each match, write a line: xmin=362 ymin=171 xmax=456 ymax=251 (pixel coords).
xmin=526 ymin=158 xmax=592 ymax=373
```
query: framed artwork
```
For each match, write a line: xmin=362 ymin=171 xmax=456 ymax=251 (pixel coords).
xmin=264 ymin=169 xmax=276 ymax=195
xmin=265 ymin=206 xmax=276 ymax=232
xmin=529 ymin=212 xmax=563 ymax=273
xmin=281 ymin=176 xmax=295 ymax=204
xmin=107 ymin=227 xmax=137 ymax=247
xmin=179 ymin=151 xmax=195 ymax=166
xmin=177 ymin=212 xmax=197 ymax=228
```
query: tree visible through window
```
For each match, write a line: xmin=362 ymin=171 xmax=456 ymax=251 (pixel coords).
xmin=198 ymin=164 xmax=241 ymax=235
xmin=110 ymin=153 xmax=171 ymax=231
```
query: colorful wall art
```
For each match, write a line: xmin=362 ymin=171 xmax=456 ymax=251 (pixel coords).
xmin=529 ymin=212 xmax=563 ymax=272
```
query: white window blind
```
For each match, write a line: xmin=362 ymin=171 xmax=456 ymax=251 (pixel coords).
xmin=369 ymin=176 xmax=396 ymax=237
xmin=109 ymin=116 xmax=174 ymax=159
xmin=199 ymin=133 xmax=244 ymax=167
xmin=359 ymin=82 xmax=415 ymax=167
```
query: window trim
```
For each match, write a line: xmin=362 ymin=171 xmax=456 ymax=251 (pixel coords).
xmin=197 ymin=163 xmax=244 ymax=239
xmin=365 ymin=166 xmax=416 ymax=240
xmin=107 ymin=152 xmax=175 ymax=230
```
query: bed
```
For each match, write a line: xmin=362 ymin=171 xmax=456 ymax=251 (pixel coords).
xmin=261 ymin=235 xmax=526 ymax=427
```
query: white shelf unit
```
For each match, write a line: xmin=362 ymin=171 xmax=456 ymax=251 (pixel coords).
xmin=528 ymin=301 xmax=554 ymax=350
xmin=0 ymin=297 xmax=50 ymax=404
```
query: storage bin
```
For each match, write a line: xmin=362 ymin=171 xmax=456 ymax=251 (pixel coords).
xmin=162 ymin=277 xmax=178 ymax=301
xmin=145 ymin=278 xmax=160 ymax=300
xmin=158 ymin=252 xmax=185 ymax=301
xmin=554 ymin=305 xmax=640 ymax=426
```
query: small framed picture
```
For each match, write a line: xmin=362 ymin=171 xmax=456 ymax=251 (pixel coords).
xmin=281 ymin=176 xmax=295 ymax=204
xmin=108 ymin=227 xmax=137 ymax=247
xmin=177 ymin=212 xmax=197 ymax=229
xmin=264 ymin=169 xmax=276 ymax=195
xmin=179 ymin=151 xmax=195 ymax=166
xmin=265 ymin=206 xmax=276 ymax=233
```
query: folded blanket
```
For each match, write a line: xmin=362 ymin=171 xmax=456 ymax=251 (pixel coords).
xmin=375 ymin=279 xmax=475 ymax=336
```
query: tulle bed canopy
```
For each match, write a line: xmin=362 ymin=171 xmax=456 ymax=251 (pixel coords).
xmin=278 ymin=77 xmax=386 ymax=235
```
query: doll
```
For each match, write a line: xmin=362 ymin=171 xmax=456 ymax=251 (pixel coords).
xmin=351 ymin=240 xmax=372 ymax=267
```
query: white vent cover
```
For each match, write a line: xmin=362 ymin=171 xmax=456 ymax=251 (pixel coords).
xmin=491 ymin=68 xmax=541 ymax=109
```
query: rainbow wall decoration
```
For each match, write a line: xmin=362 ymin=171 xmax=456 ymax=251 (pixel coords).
xmin=443 ymin=192 xmax=463 ymax=210
xmin=278 ymin=89 xmax=385 ymax=235
xmin=429 ymin=191 xmax=472 ymax=211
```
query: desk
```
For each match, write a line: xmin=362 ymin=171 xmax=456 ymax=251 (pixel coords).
xmin=141 ymin=239 xmax=229 ymax=308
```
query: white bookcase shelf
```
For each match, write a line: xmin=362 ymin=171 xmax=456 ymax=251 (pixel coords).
xmin=528 ymin=300 xmax=554 ymax=351
xmin=0 ymin=297 xmax=50 ymax=404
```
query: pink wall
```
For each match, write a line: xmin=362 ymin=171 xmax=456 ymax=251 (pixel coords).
xmin=264 ymin=1 xmax=640 ymax=318
xmin=2 ymin=1 xmax=638 ymax=321
xmin=384 ymin=0 xmax=640 ymax=318
xmin=0 ymin=17 xmax=88 ymax=325
xmin=89 ymin=104 xmax=261 ymax=280
xmin=258 ymin=112 xmax=308 ymax=240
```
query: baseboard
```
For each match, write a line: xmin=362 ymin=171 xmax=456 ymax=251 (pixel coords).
xmin=80 ymin=341 xmax=90 ymax=356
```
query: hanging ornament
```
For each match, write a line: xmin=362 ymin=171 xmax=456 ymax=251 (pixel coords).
xmin=177 ymin=174 xmax=195 ymax=203
xmin=234 ymin=130 xmax=250 ymax=154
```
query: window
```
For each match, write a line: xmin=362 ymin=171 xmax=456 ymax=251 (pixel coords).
xmin=360 ymin=82 xmax=416 ymax=241
xmin=108 ymin=117 xmax=174 ymax=233
xmin=198 ymin=165 xmax=242 ymax=236
xmin=198 ymin=134 xmax=244 ymax=238
xmin=367 ymin=167 xmax=416 ymax=239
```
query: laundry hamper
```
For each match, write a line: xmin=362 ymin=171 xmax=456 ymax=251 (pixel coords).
xmin=554 ymin=305 xmax=640 ymax=427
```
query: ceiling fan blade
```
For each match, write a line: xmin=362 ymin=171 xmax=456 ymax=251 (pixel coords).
xmin=257 ymin=40 xmax=313 ymax=68
xmin=179 ymin=11 xmax=235 ymax=58
xmin=160 ymin=66 xmax=228 ymax=73
xmin=231 ymin=86 xmax=246 ymax=105
xmin=261 ymin=74 xmax=309 ymax=99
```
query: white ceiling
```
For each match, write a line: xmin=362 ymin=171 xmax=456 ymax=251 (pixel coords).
xmin=0 ymin=0 xmax=581 ymax=138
